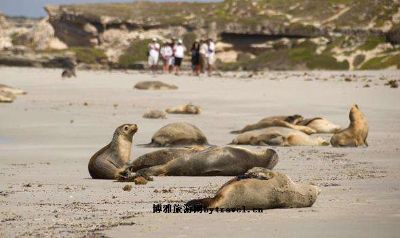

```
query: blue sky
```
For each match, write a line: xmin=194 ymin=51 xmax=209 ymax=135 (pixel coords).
xmin=0 ymin=0 xmax=221 ymax=18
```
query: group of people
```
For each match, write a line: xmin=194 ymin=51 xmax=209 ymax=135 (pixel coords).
xmin=147 ymin=37 xmax=216 ymax=76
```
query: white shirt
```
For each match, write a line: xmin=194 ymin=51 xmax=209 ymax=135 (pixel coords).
xmin=149 ymin=43 xmax=160 ymax=58
xmin=207 ymin=41 xmax=215 ymax=58
xmin=174 ymin=45 xmax=186 ymax=58
xmin=160 ymin=45 xmax=173 ymax=58
xmin=200 ymin=43 xmax=208 ymax=55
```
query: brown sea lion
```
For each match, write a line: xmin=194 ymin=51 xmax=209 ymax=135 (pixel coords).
xmin=88 ymin=124 xmax=138 ymax=179
xmin=231 ymin=127 xmax=329 ymax=146
xmin=297 ymin=117 xmax=341 ymax=134
xmin=231 ymin=115 xmax=315 ymax=134
xmin=166 ymin=104 xmax=201 ymax=115
xmin=186 ymin=167 xmax=320 ymax=209
xmin=330 ymin=105 xmax=368 ymax=147
xmin=143 ymin=110 xmax=167 ymax=119
xmin=134 ymin=146 xmax=278 ymax=177
xmin=134 ymin=81 xmax=178 ymax=90
xmin=145 ymin=122 xmax=208 ymax=147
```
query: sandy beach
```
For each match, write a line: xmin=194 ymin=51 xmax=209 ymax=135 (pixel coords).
xmin=0 ymin=66 xmax=399 ymax=237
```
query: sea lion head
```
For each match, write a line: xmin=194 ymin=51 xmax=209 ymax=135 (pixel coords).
xmin=316 ymin=137 xmax=330 ymax=146
xmin=285 ymin=114 xmax=304 ymax=124
xmin=259 ymin=149 xmax=279 ymax=169
xmin=114 ymin=124 xmax=138 ymax=141
xmin=349 ymin=104 xmax=360 ymax=121
xmin=349 ymin=104 xmax=367 ymax=127
xmin=184 ymin=104 xmax=201 ymax=114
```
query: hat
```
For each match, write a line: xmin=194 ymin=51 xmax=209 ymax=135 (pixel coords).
xmin=178 ymin=39 xmax=183 ymax=44
xmin=152 ymin=37 xmax=157 ymax=42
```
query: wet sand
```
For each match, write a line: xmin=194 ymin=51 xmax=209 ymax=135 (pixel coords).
xmin=0 ymin=67 xmax=399 ymax=237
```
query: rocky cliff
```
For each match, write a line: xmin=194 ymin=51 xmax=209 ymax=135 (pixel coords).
xmin=2 ymin=0 xmax=400 ymax=70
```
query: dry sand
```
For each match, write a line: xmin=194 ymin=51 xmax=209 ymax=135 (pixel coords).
xmin=0 ymin=67 xmax=399 ymax=237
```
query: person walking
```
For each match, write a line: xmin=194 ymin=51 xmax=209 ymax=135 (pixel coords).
xmin=199 ymin=39 xmax=208 ymax=74
xmin=207 ymin=38 xmax=216 ymax=76
xmin=148 ymin=38 xmax=160 ymax=73
xmin=170 ymin=37 xmax=177 ymax=73
xmin=173 ymin=39 xmax=186 ymax=76
xmin=191 ymin=40 xmax=201 ymax=76
xmin=160 ymin=40 xmax=173 ymax=73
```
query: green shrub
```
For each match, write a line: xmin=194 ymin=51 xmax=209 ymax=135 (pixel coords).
xmin=70 ymin=47 xmax=107 ymax=64
xmin=10 ymin=32 xmax=31 ymax=46
xmin=361 ymin=54 xmax=400 ymax=69
xmin=217 ymin=40 xmax=349 ymax=71
xmin=182 ymin=32 xmax=197 ymax=49
xmin=286 ymin=40 xmax=348 ymax=70
xmin=118 ymin=39 xmax=151 ymax=68
xmin=306 ymin=54 xmax=349 ymax=70
xmin=353 ymin=54 xmax=365 ymax=67
xmin=358 ymin=36 xmax=386 ymax=51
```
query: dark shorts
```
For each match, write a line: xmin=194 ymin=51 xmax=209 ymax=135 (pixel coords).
xmin=174 ymin=57 xmax=183 ymax=66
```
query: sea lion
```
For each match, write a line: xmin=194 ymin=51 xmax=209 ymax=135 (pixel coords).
xmin=330 ymin=105 xmax=368 ymax=147
xmin=0 ymin=84 xmax=27 ymax=95
xmin=134 ymin=146 xmax=278 ymax=176
xmin=88 ymin=124 xmax=138 ymax=179
xmin=146 ymin=122 xmax=208 ymax=147
xmin=166 ymin=104 xmax=201 ymax=114
xmin=297 ymin=117 xmax=341 ymax=134
xmin=186 ymin=167 xmax=320 ymax=209
xmin=61 ymin=68 xmax=76 ymax=78
xmin=143 ymin=110 xmax=167 ymax=119
xmin=134 ymin=81 xmax=178 ymax=90
xmin=231 ymin=127 xmax=329 ymax=146
xmin=231 ymin=115 xmax=315 ymax=135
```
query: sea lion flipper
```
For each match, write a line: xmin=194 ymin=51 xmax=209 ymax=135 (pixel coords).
xmin=258 ymin=141 xmax=269 ymax=146
xmin=364 ymin=140 xmax=369 ymax=147
xmin=137 ymin=165 xmax=166 ymax=176
xmin=202 ymin=169 xmax=223 ymax=176
xmin=186 ymin=197 xmax=214 ymax=209
xmin=230 ymin=130 xmax=242 ymax=134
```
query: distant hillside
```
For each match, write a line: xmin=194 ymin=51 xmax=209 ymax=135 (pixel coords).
xmin=1 ymin=0 xmax=399 ymax=70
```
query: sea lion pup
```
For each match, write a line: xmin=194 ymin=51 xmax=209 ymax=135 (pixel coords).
xmin=330 ymin=104 xmax=368 ymax=147
xmin=88 ymin=124 xmax=138 ymax=179
xmin=143 ymin=110 xmax=167 ymax=119
xmin=297 ymin=117 xmax=341 ymax=134
xmin=134 ymin=147 xmax=278 ymax=176
xmin=231 ymin=115 xmax=315 ymax=135
xmin=231 ymin=127 xmax=329 ymax=146
xmin=0 ymin=84 xmax=27 ymax=95
xmin=186 ymin=167 xmax=320 ymax=209
xmin=134 ymin=81 xmax=178 ymax=90
xmin=145 ymin=122 xmax=208 ymax=147
xmin=165 ymin=104 xmax=201 ymax=115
